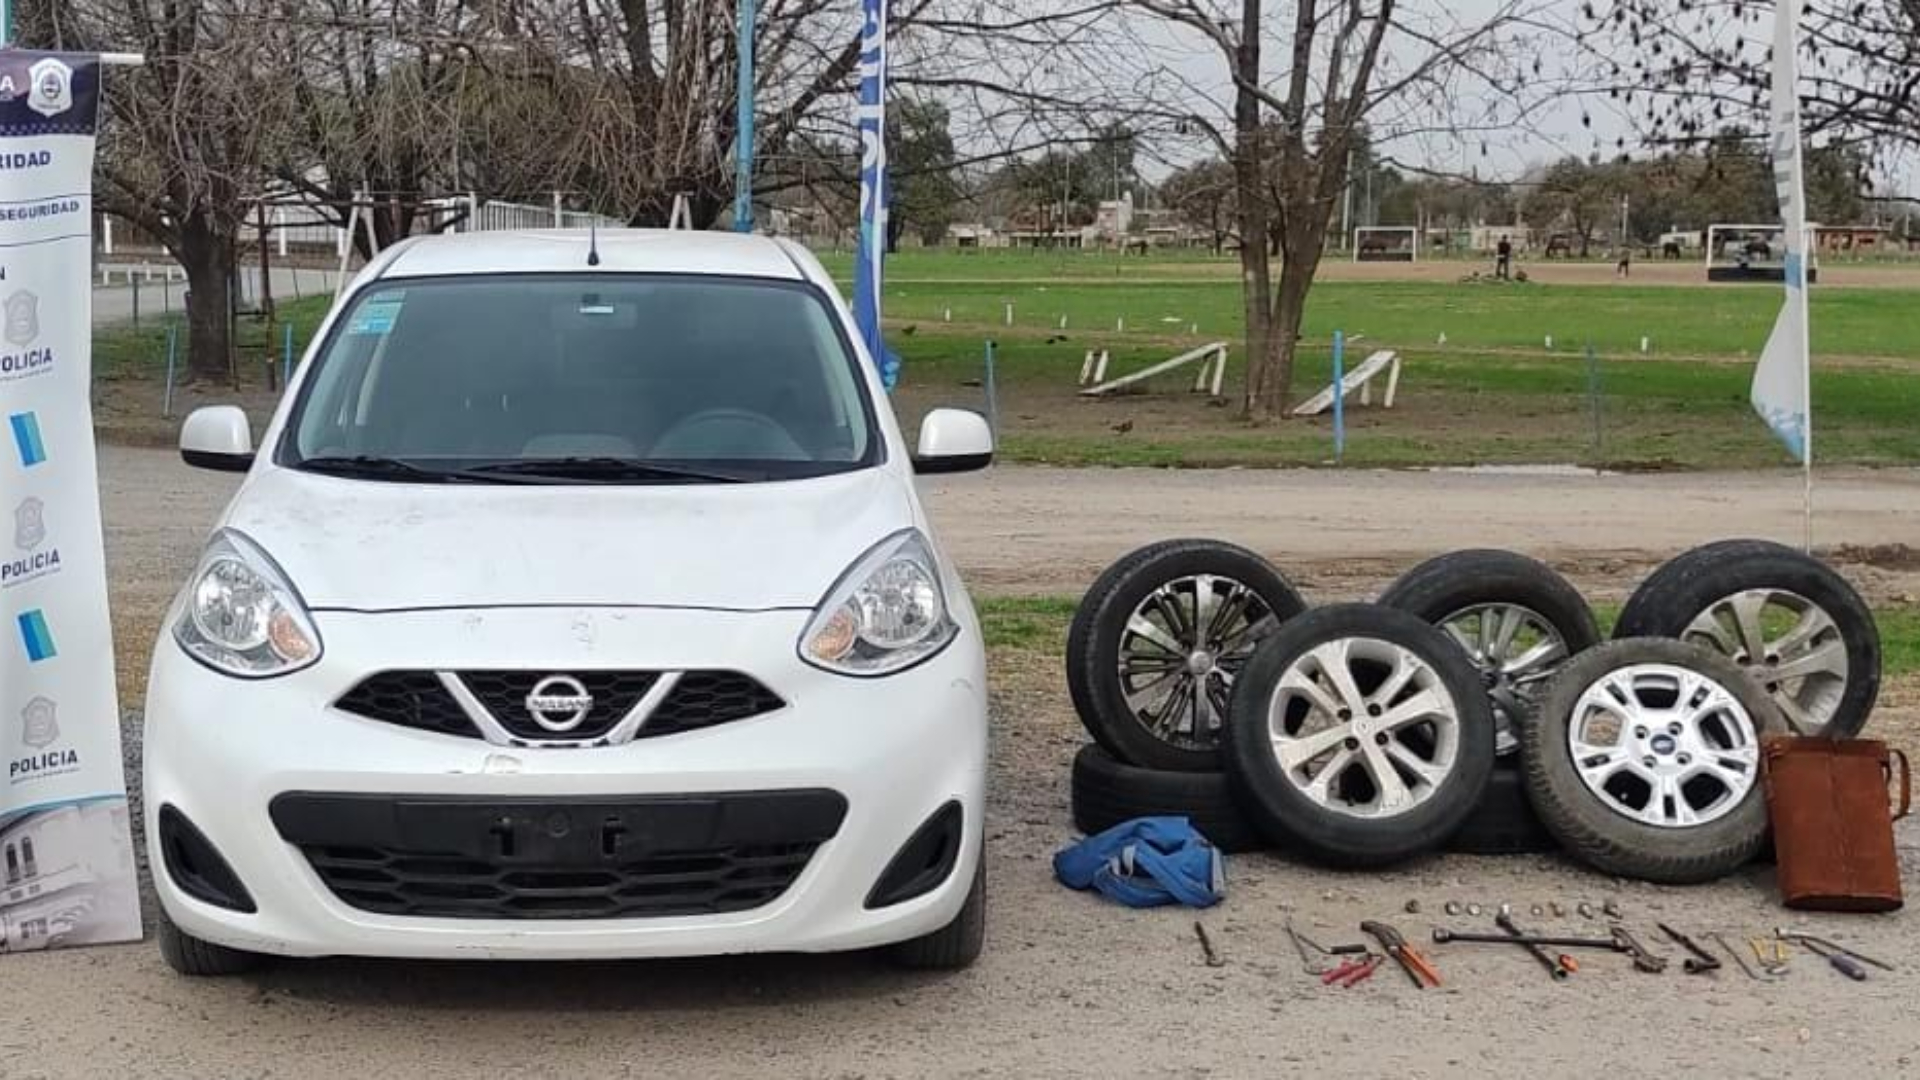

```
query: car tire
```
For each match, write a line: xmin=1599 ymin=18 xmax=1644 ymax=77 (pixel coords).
xmin=156 ymin=905 xmax=265 ymax=977
xmin=1444 ymin=758 xmax=1558 ymax=855
xmin=1612 ymin=539 xmax=1879 ymax=738
xmin=888 ymin=849 xmax=985 ymax=971
xmin=1378 ymin=548 xmax=1601 ymax=757
xmin=1519 ymin=638 xmax=1784 ymax=884
xmin=1067 ymin=539 xmax=1308 ymax=772
xmin=1224 ymin=604 xmax=1496 ymax=867
xmin=1069 ymin=743 xmax=1265 ymax=853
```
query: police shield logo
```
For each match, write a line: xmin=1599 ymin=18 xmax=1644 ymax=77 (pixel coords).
xmin=21 ymin=696 xmax=58 ymax=750
xmin=14 ymin=497 xmax=44 ymax=551
xmin=4 ymin=291 xmax=38 ymax=348
xmin=27 ymin=58 xmax=74 ymax=118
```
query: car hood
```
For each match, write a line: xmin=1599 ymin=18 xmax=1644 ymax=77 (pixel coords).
xmin=222 ymin=465 xmax=917 ymax=611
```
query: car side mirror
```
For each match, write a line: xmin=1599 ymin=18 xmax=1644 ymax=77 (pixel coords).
xmin=913 ymin=408 xmax=993 ymax=474
xmin=179 ymin=406 xmax=255 ymax=473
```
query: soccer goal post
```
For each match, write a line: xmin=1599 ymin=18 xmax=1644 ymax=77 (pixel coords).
xmin=1353 ymin=226 xmax=1418 ymax=263
xmin=1704 ymin=223 xmax=1819 ymax=283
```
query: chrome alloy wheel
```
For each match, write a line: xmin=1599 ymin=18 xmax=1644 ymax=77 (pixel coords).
xmin=1436 ymin=602 xmax=1570 ymax=756
xmin=1566 ymin=662 xmax=1760 ymax=828
xmin=1117 ymin=574 xmax=1280 ymax=750
xmin=1262 ymin=636 xmax=1463 ymax=819
xmin=1681 ymin=588 xmax=1847 ymax=735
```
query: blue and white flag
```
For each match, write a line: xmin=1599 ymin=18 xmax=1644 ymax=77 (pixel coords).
xmin=0 ymin=52 xmax=143 ymax=956
xmin=852 ymin=0 xmax=898 ymax=389
xmin=1750 ymin=0 xmax=1811 ymax=463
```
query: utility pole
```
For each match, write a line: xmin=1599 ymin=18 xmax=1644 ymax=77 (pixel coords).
xmin=1341 ymin=147 xmax=1353 ymax=249
xmin=733 ymin=0 xmax=756 ymax=233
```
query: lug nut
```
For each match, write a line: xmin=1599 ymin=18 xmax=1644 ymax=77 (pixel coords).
xmin=1375 ymin=733 xmax=1390 ymax=745
xmin=1343 ymin=737 xmax=1360 ymax=750
xmin=1634 ymin=726 xmax=1649 ymax=739
xmin=1367 ymin=704 xmax=1383 ymax=717
xmin=1337 ymin=708 xmax=1353 ymax=721
xmin=1678 ymin=753 xmax=1692 ymax=765
xmin=1668 ymin=722 xmax=1683 ymax=736
xmin=1643 ymin=755 xmax=1658 ymax=768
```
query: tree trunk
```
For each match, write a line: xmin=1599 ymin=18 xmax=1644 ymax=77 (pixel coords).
xmin=1252 ymin=251 xmax=1317 ymax=416
xmin=1231 ymin=0 xmax=1271 ymax=417
xmin=177 ymin=216 xmax=236 ymax=385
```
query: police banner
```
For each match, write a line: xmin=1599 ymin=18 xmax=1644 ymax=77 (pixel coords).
xmin=0 ymin=52 xmax=142 ymax=955
xmin=851 ymin=0 xmax=898 ymax=390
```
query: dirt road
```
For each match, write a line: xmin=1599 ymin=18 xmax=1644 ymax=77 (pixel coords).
xmin=11 ymin=446 xmax=1917 ymax=1079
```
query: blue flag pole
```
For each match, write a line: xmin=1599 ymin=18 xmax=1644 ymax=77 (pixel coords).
xmin=1332 ymin=330 xmax=1346 ymax=464
xmin=852 ymin=0 xmax=896 ymax=389
xmin=733 ymin=0 xmax=755 ymax=233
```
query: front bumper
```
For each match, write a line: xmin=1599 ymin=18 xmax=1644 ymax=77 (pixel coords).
xmin=143 ymin=605 xmax=987 ymax=960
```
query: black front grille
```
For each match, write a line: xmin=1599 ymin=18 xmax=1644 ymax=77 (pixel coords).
xmin=335 ymin=672 xmax=478 ymax=738
xmin=462 ymin=670 xmax=661 ymax=741
xmin=332 ymin=669 xmax=783 ymax=743
xmin=272 ymin=791 xmax=845 ymax=920
xmin=642 ymin=671 xmax=785 ymax=737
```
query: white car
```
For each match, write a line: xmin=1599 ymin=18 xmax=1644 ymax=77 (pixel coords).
xmin=145 ymin=230 xmax=993 ymax=975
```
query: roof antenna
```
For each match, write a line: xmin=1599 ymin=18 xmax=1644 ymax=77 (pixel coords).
xmin=586 ymin=218 xmax=601 ymax=267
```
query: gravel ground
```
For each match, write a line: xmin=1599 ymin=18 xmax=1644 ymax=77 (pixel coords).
xmin=9 ymin=447 xmax=1919 ymax=1079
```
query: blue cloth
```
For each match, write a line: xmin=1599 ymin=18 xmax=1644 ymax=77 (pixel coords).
xmin=1054 ymin=816 xmax=1225 ymax=909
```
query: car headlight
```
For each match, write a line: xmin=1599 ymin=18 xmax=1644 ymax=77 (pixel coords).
xmin=173 ymin=529 xmax=322 ymax=678
xmin=800 ymin=529 xmax=958 ymax=676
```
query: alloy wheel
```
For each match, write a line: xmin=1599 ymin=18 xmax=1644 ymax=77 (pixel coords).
xmin=1565 ymin=662 xmax=1760 ymax=829
xmin=1261 ymin=636 xmax=1463 ymax=819
xmin=1680 ymin=588 xmax=1848 ymax=736
xmin=1436 ymin=602 xmax=1569 ymax=755
xmin=1117 ymin=574 xmax=1279 ymax=751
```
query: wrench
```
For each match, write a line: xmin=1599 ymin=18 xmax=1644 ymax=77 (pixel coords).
xmin=1495 ymin=911 xmax=1572 ymax=980
xmin=1657 ymin=923 xmax=1722 ymax=975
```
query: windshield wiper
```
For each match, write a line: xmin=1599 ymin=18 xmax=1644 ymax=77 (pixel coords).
xmin=463 ymin=457 xmax=754 ymax=484
xmin=297 ymin=455 xmax=543 ymax=485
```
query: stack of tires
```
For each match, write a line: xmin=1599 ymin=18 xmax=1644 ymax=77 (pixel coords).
xmin=1065 ymin=538 xmax=1880 ymax=881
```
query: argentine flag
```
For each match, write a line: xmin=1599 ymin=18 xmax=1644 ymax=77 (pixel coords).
xmin=1750 ymin=0 xmax=1811 ymax=464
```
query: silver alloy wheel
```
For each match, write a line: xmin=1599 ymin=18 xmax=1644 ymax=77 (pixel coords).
xmin=1680 ymin=588 xmax=1848 ymax=735
xmin=1117 ymin=574 xmax=1279 ymax=750
xmin=1436 ymin=602 xmax=1569 ymax=756
xmin=1566 ymin=662 xmax=1760 ymax=828
xmin=1262 ymin=636 xmax=1463 ymax=819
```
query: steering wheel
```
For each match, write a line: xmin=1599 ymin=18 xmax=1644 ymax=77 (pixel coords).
xmin=650 ymin=408 xmax=807 ymax=461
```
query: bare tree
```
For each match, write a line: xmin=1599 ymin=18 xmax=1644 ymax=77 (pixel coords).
xmin=33 ymin=0 xmax=295 ymax=382
xmin=1585 ymin=1 xmax=1919 ymax=158
xmin=1122 ymin=0 xmax=1559 ymax=416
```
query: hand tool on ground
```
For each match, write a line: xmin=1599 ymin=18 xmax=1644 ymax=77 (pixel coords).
xmin=1285 ymin=918 xmax=1323 ymax=974
xmin=1775 ymin=929 xmax=1894 ymax=972
xmin=1361 ymin=920 xmax=1442 ymax=989
xmin=1785 ymin=935 xmax=1869 ymax=981
xmin=1194 ymin=921 xmax=1225 ymax=968
xmin=1657 ymin=923 xmax=1722 ymax=975
xmin=1431 ymin=925 xmax=1665 ymax=974
xmin=1495 ymin=910 xmax=1572 ymax=981
xmin=1707 ymin=932 xmax=1770 ymax=981
xmin=1750 ymin=938 xmax=1790 ymax=976
xmin=1320 ymin=954 xmax=1382 ymax=988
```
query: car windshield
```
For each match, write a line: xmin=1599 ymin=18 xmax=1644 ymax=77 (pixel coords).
xmin=285 ymin=274 xmax=877 ymax=483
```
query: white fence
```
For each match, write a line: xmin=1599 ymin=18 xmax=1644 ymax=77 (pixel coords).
xmin=94 ymin=194 xmax=626 ymax=261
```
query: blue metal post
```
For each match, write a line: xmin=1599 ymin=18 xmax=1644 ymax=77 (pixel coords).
xmin=163 ymin=321 xmax=178 ymax=418
xmin=283 ymin=321 xmax=295 ymax=387
xmin=1332 ymin=330 xmax=1346 ymax=464
xmin=733 ymin=0 xmax=755 ymax=233
xmin=983 ymin=340 xmax=998 ymax=434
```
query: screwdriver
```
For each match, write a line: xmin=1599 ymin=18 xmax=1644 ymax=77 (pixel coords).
xmin=1796 ymin=937 xmax=1869 ymax=981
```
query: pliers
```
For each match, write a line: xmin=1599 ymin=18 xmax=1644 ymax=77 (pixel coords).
xmin=1320 ymin=954 xmax=1383 ymax=988
xmin=1361 ymin=919 xmax=1443 ymax=989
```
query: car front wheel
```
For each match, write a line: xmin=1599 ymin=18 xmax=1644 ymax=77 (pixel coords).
xmin=887 ymin=848 xmax=985 ymax=971
xmin=156 ymin=905 xmax=265 ymax=977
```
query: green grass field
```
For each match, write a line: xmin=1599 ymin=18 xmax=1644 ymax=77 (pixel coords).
xmin=92 ymin=249 xmax=1920 ymax=469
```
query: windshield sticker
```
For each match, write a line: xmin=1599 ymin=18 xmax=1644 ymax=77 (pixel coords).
xmin=349 ymin=297 xmax=405 ymax=335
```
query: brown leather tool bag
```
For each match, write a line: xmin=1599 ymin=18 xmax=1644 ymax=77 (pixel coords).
xmin=1763 ymin=737 xmax=1911 ymax=912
